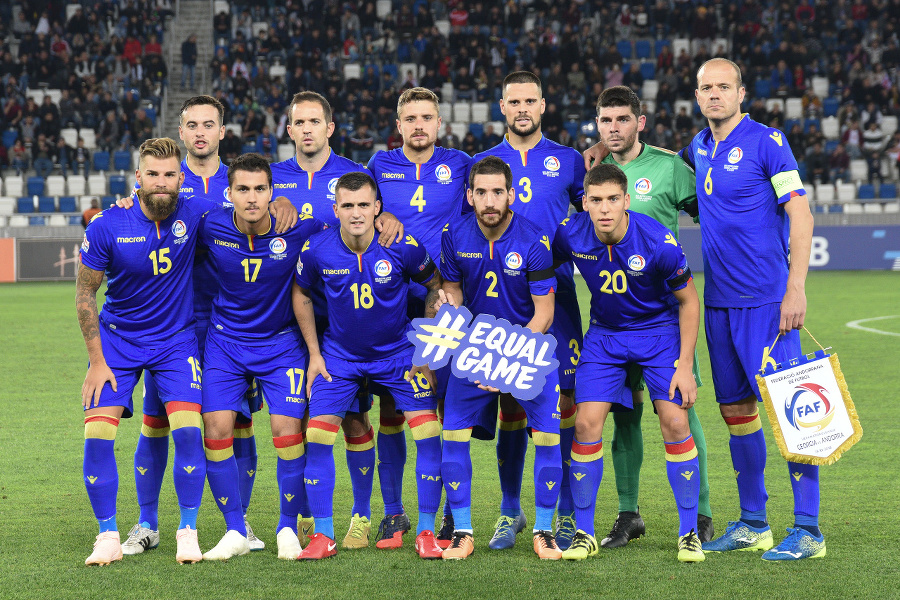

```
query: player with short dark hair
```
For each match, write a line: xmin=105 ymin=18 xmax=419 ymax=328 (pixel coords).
xmin=553 ymin=163 xmax=704 ymax=563
xmin=292 ymin=171 xmax=446 ymax=560
xmin=474 ymin=72 xmax=586 ymax=552
xmin=198 ymin=153 xmax=325 ymax=561
xmin=594 ymin=85 xmax=714 ymax=547
xmin=682 ymin=58 xmax=821 ymax=561
xmin=78 ymin=138 xmax=215 ymax=566
xmin=438 ymin=156 xmax=563 ymax=561
xmin=367 ymin=86 xmax=472 ymax=549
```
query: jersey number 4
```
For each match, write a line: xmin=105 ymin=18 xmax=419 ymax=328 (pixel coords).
xmin=410 ymin=185 xmax=425 ymax=212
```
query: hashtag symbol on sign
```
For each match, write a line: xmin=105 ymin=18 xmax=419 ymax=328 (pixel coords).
xmin=414 ymin=308 xmax=468 ymax=364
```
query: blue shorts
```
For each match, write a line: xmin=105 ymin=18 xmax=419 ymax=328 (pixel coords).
xmin=552 ymin=286 xmax=582 ymax=391
xmin=202 ymin=330 xmax=308 ymax=419
xmin=87 ymin=326 xmax=201 ymax=419
xmin=705 ymin=304 xmax=800 ymax=404
xmin=443 ymin=367 xmax=561 ymax=435
xmin=575 ymin=327 xmax=682 ymax=408
xmin=310 ymin=351 xmax=436 ymax=418
xmin=143 ymin=319 xmax=261 ymax=419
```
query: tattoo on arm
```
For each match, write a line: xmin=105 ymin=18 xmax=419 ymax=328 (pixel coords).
xmin=76 ymin=264 xmax=104 ymax=343
xmin=423 ymin=273 xmax=444 ymax=318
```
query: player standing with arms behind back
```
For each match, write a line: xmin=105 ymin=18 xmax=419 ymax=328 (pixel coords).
xmin=680 ymin=59 xmax=822 ymax=561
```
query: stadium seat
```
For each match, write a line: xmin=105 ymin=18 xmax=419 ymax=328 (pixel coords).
xmin=565 ymin=121 xmax=580 ymax=140
xmin=785 ymin=98 xmax=803 ymax=120
xmin=269 ymin=64 xmax=286 ymax=79
xmin=376 ymin=0 xmax=391 ymax=18
xmin=821 ymin=117 xmax=839 ymax=140
xmin=48 ymin=214 xmax=67 ymax=227
xmin=213 ymin=0 xmax=229 ymax=16
xmin=8 ymin=215 xmax=28 ymax=227
xmin=0 ymin=197 xmax=14 ymax=216
xmin=880 ymin=183 xmax=898 ymax=200
xmin=69 ymin=215 xmax=83 ymax=225
xmin=2 ymin=129 xmax=18 ymax=148
xmin=58 ymin=196 xmax=77 ymax=212
xmin=277 ymin=144 xmax=294 ymax=161
xmin=144 ymin=107 xmax=156 ymax=124
xmin=400 ymin=63 xmax=419 ymax=80
xmin=827 ymin=203 xmax=843 ymax=213
xmin=449 ymin=122 xmax=467 ymax=140
xmin=639 ymin=62 xmax=655 ymax=80
xmin=857 ymin=184 xmax=876 ymax=201
xmin=883 ymin=115 xmax=898 ymax=137
xmin=242 ymin=143 xmax=256 ymax=154
xmin=581 ymin=120 xmax=598 ymax=136
xmin=674 ymin=100 xmax=693 ymax=117
xmin=79 ymin=128 xmax=97 ymax=149
xmin=784 ymin=118 xmax=801 ymax=133
xmin=0 ymin=215 xmax=6 ymax=227
xmin=804 ymin=118 xmax=820 ymax=133
xmin=4 ymin=176 xmax=24 ymax=198
xmin=713 ymin=37 xmax=729 ymax=54
xmin=884 ymin=201 xmax=900 ymax=213
xmin=842 ymin=202 xmax=863 ymax=214
xmin=655 ymin=39 xmax=671 ymax=56
xmin=797 ymin=163 xmax=807 ymax=182
xmin=92 ymin=151 xmax=110 ymax=172
xmin=435 ymin=19 xmax=450 ymax=37
xmin=29 ymin=216 xmax=46 ymax=226
xmin=765 ymin=98 xmax=784 ymax=113
xmin=811 ymin=77 xmax=829 ymax=99
xmin=46 ymin=175 xmax=66 ymax=197
xmin=88 ymin=174 xmax=108 ymax=196
xmin=822 ymin=97 xmax=839 ymax=117
xmin=642 ymin=79 xmax=659 ymax=100
xmin=61 ymin=127 xmax=79 ymax=147
xmin=79 ymin=196 xmax=96 ymax=212
xmin=468 ymin=122 xmax=483 ymax=138
xmin=672 ymin=38 xmax=690 ymax=58
xmin=113 ymin=151 xmax=131 ymax=171
xmin=471 ymin=102 xmax=489 ymax=123
xmin=490 ymin=102 xmax=503 ymax=121
xmin=754 ymin=79 xmax=771 ymax=99
xmin=835 ymin=182 xmax=856 ymax=203
xmin=635 ymin=40 xmax=652 ymax=59
xmin=27 ymin=177 xmax=45 ymax=197
xmin=126 ymin=173 xmax=137 ymax=193
xmin=863 ymin=202 xmax=882 ymax=214
xmin=849 ymin=160 xmax=868 ymax=183
xmin=101 ymin=195 xmax=116 ymax=208
xmin=109 ymin=175 xmax=127 ymax=197
xmin=224 ymin=123 xmax=242 ymax=137
xmin=439 ymin=102 xmax=453 ymax=122
xmin=815 ymin=184 xmax=835 ymax=203
xmin=440 ymin=82 xmax=454 ymax=103
xmin=67 ymin=176 xmax=87 ymax=196
xmin=453 ymin=102 xmax=471 ymax=123
xmin=617 ymin=40 xmax=633 ymax=59
xmin=824 ymin=140 xmax=838 ymax=155
xmin=38 ymin=196 xmax=56 ymax=212
xmin=343 ymin=63 xmax=362 ymax=80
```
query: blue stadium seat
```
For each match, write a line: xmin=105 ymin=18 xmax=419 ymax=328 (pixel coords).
xmin=857 ymin=184 xmax=876 ymax=200
xmin=38 ymin=196 xmax=55 ymax=212
xmin=754 ymin=79 xmax=771 ymax=99
xmin=617 ymin=40 xmax=633 ymax=59
xmin=639 ymin=62 xmax=655 ymax=80
xmin=880 ymin=183 xmax=898 ymax=200
xmin=797 ymin=162 xmax=807 ymax=181
xmin=93 ymin=151 xmax=111 ymax=172
xmin=381 ymin=64 xmax=398 ymax=79
xmin=27 ymin=177 xmax=45 ymax=196
xmin=101 ymin=195 xmax=116 ymax=208
xmin=113 ymin=151 xmax=132 ymax=171
xmin=2 ymin=129 xmax=17 ymax=148
xmin=468 ymin=123 xmax=483 ymax=138
xmin=109 ymin=175 xmax=127 ymax=196
xmin=29 ymin=216 xmax=46 ymax=226
xmin=242 ymin=143 xmax=256 ymax=154
xmin=491 ymin=103 xmax=503 ymax=121
xmin=824 ymin=140 xmax=838 ymax=155
xmin=17 ymin=197 xmax=34 ymax=213
xmin=565 ymin=121 xmax=580 ymax=139
xmin=813 ymin=204 xmax=826 ymax=213
xmin=59 ymin=196 xmax=77 ymax=212
xmin=804 ymin=118 xmax=821 ymax=133
xmin=823 ymin=97 xmax=839 ymax=117
xmin=784 ymin=118 xmax=801 ymax=133
xmin=655 ymin=39 xmax=671 ymax=56
xmin=635 ymin=40 xmax=652 ymax=59
xmin=69 ymin=215 xmax=83 ymax=226
xmin=144 ymin=107 xmax=157 ymax=124
xmin=827 ymin=204 xmax=843 ymax=213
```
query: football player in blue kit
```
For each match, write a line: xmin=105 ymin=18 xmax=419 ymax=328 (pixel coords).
xmin=198 ymin=153 xmax=326 ymax=561
xmin=123 ymin=96 xmax=296 ymax=555
xmin=437 ymin=156 xmax=563 ymax=561
xmin=271 ymin=91 xmax=405 ymax=549
xmin=474 ymin=72 xmax=586 ymax=551
xmin=682 ymin=59 xmax=822 ymax=561
xmin=292 ymin=171 xmax=446 ymax=560
xmin=78 ymin=138 xmax=215 ymax=566
xmin=367 ymin=87 xmax=472 ymax=548
xmin=552 ymin=163 xmax=704 ymax=563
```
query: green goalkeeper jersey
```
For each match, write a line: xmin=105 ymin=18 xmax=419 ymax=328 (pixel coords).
xmin=601 ymin=143 xmax=697 ymax=238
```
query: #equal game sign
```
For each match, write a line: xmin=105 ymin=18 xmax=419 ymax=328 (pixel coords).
xmin=408 ymin=304 xmax=559 ymax=401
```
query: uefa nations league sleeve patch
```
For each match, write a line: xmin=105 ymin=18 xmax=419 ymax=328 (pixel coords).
xmin=407 ymin=304 xmax=559 ymax=401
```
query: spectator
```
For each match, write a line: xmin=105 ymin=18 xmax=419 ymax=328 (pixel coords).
xmin=97 ymin=111 xmax=120 ymax=152
xmin=82 ymin=198 xmax=101 ymax=227
xmin=440 ymin=124 xmax=460 ymax=149
xmin=181 ymin=34 xmax=197 ymax=90
xmin=862 ymin=120 xmax=885 ymax=184
xmin=255 ymin=124 xmax=278 ymax=161
xmin=220 ymin=127 xmax=242 ymax=164
xmin=806 ymin=142 xmax=830 ymax=184
xmin=482 ymin=123 xmax=502 ymax=149
xmin=349 ymin=123 xmax=376 ymax=164
xmin=462 ymin=131 xmax=480 ymax=155
xmin=829 ymin=143 xmax=851 ymax=183
xmin=10 ymin=139 xmax=30 ymax=175
xmin=33 ymin=137 xmax=55 ymax=178
xmin=386 ymin=126 xmax=403 ymax=151
xmin=842 ymin=119 xmax=864 ymax=158
xmin=788 ymin=123 xmax=806 ymax=160
xmin=131 ymin=108 xmax=155 ymax=148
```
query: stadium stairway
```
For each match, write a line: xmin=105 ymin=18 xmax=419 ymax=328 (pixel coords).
xmin=163 ymin=0 xmax=216 ymax=136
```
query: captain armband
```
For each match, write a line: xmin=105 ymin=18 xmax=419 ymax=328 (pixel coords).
xmin=771 ymin=170 xmax=804 ymax=198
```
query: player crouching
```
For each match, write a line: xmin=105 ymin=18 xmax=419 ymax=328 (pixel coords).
xmin=292 ymin=172 xmax=446 ymax=560
xmin=552 ymin=164 xmax=704 ymax=563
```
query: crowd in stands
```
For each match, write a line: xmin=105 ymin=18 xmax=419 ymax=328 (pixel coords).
xmin=0 ymin=1 xmax=171 ymax=173
xmin=2 ymin=0 xmax=900 ymax=193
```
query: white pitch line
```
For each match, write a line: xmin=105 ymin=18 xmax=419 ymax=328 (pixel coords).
xmin=845 ymin=315 xmax=900 ymax=337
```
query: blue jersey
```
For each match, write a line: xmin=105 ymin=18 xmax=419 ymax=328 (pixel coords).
xmin=367 ymin=146 xmax=472 ymax=267
xmin=680 ymin=115 xmax=806 ymax=308
xmin=475 ymin=136 xmax=586 ymax=291
xmin=199 ymin=209 xmax=326 ymax=342
xmin=552 ymin=211 xmax=691 ymax=334
xmin=294 ymin=227 xmax=437 ymax=362
xmin=271 ymin=150 xmax=371 ymax=227
xmin=441 ymin=212 xmax=557 ymax=326
xmin=80 ymin=196 xmax=217 ymax=343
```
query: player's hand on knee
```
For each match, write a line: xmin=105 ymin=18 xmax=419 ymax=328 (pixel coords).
xmin=82 ymin=363 xmax=117 ymax=408
xmin=779 ymin=287 xmax=807 ymax=334
xmin=115 ymin=195 xmax=135 ymax=209
xmin=270 ymin=196 xmax=299 ymax=233
xmin=669 ymin=367 xmax=696 ymax=408
xmin=306 ymin=354 xmax=331 ymax=397
xmin=375 ymin=211 xmax=403 ymax=247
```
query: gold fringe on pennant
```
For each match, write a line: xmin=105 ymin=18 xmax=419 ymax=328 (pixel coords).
xmin=758 ymin=353 xmax=863 ymax=466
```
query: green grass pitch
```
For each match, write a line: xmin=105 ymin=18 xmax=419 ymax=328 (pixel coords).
xmin=0 ymin=271 xmax=897 ymax=599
